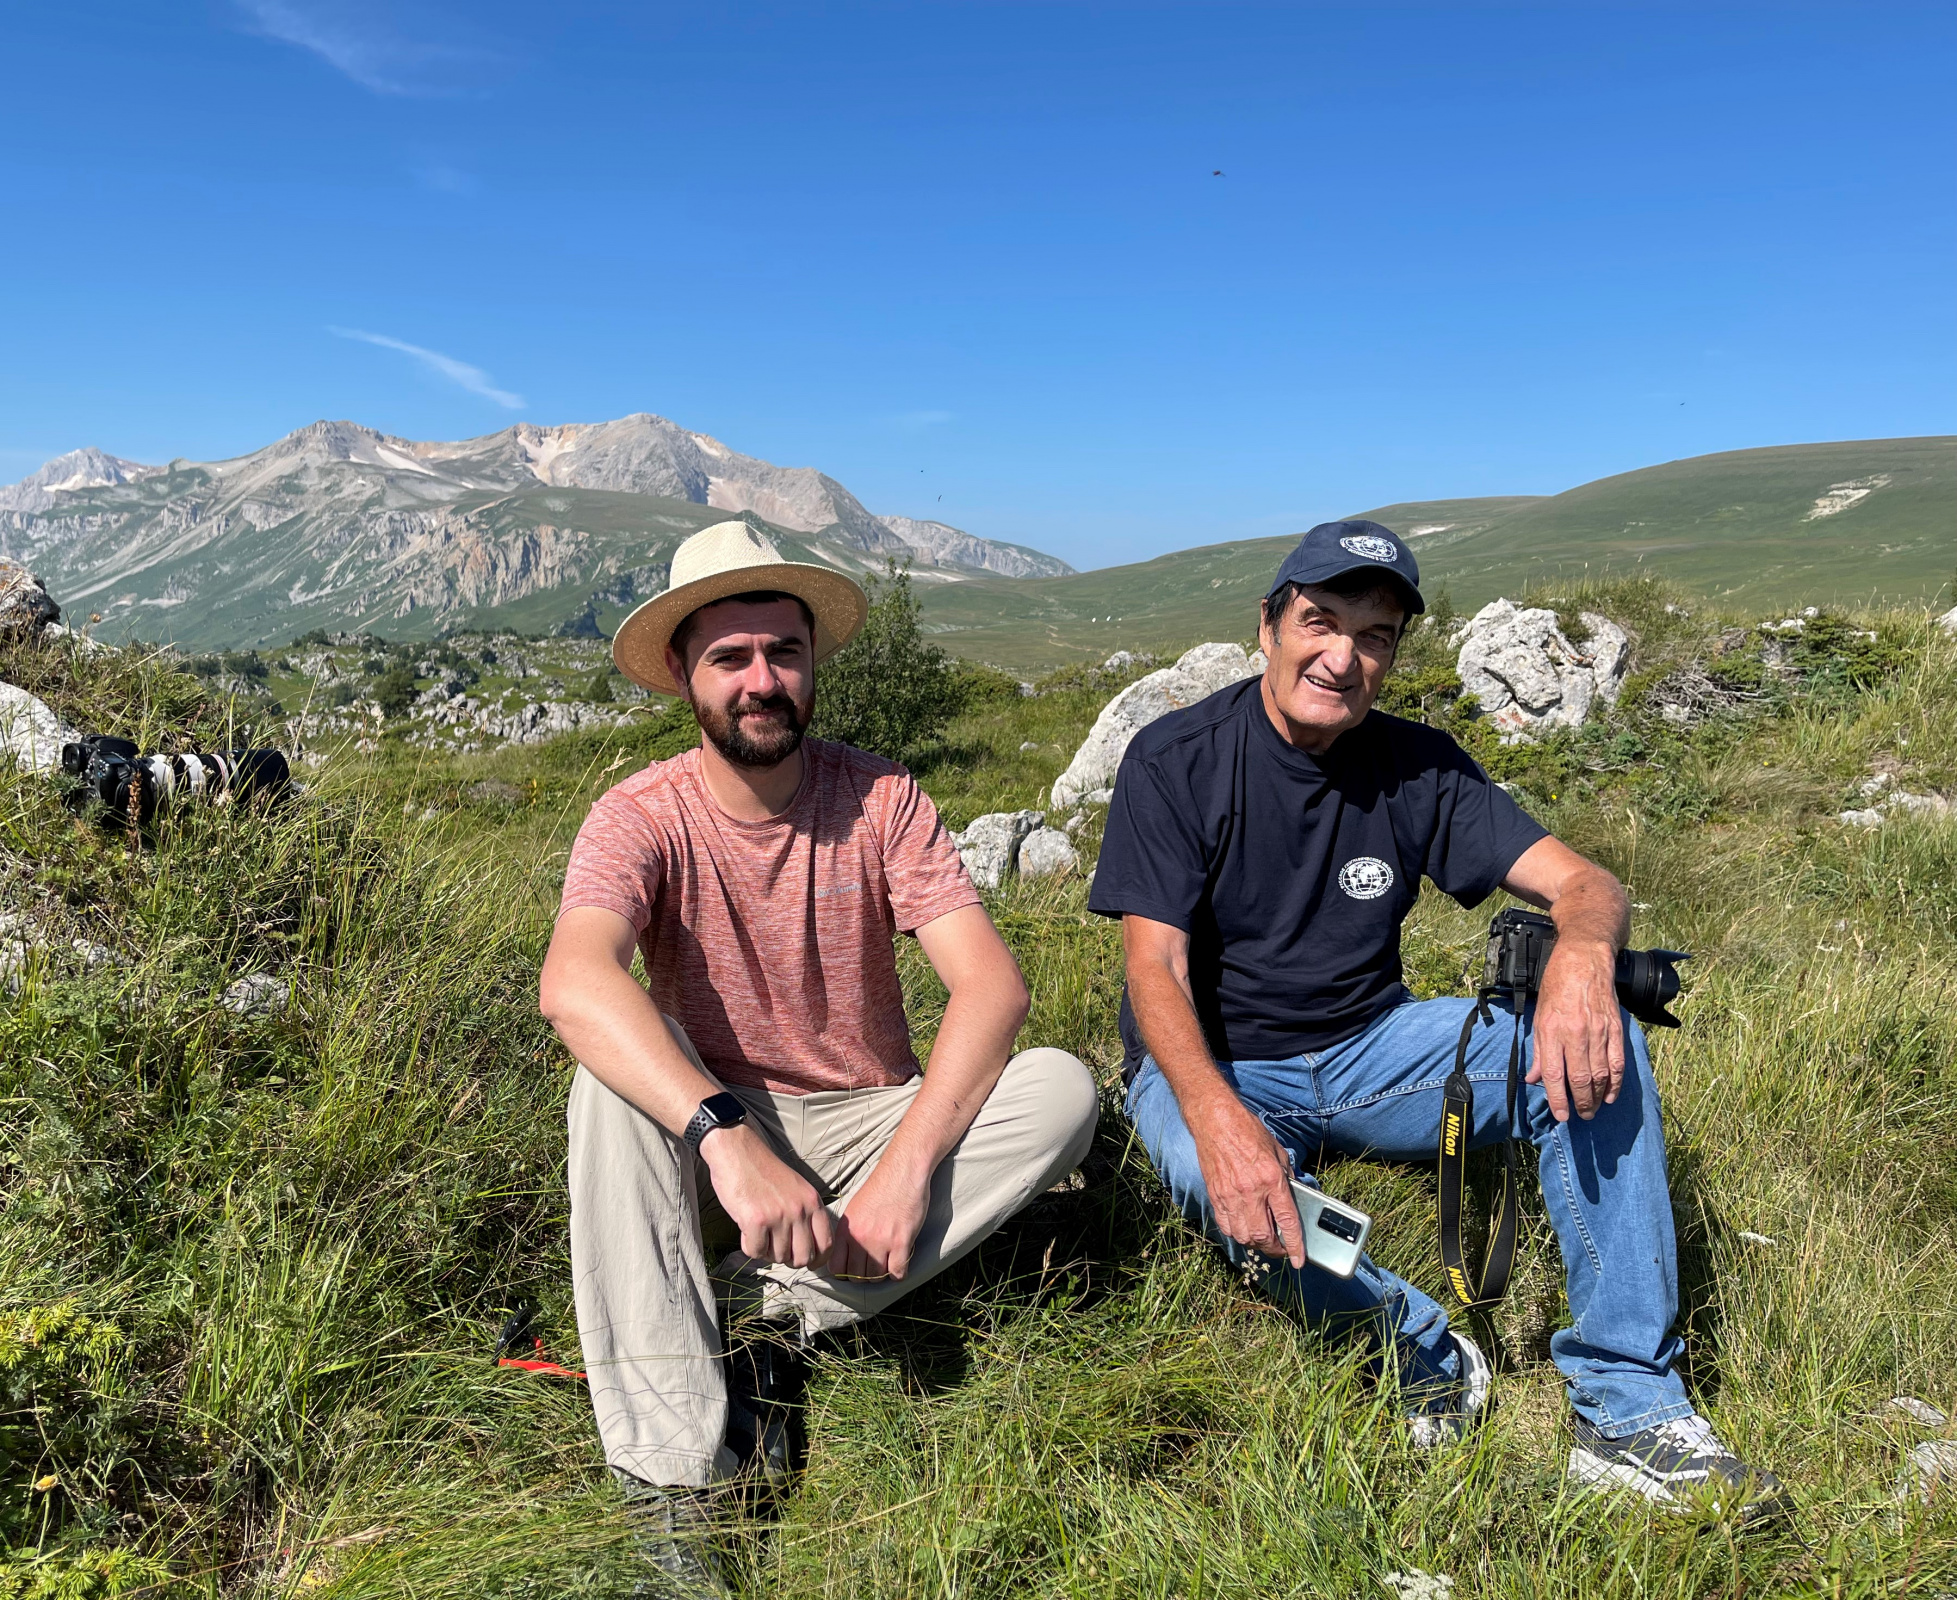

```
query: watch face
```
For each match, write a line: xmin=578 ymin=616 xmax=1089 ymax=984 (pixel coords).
xmin=702 ymin=1091 xmax=746 ymax=1128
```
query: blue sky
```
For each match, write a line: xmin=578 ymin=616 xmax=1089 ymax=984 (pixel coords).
xmin=3 ymin=2 xmax=1951 ymax=569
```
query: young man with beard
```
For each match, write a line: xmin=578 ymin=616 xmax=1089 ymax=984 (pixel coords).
xmin=1089 ymin=521 xmax=1786 ymax=1525
xmin=540 ymin=521 xmax=1096 ymax=1585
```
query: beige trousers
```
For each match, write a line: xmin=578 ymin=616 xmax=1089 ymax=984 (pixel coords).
xmin=568 ymin=1017 xmax=1098 ymax=1487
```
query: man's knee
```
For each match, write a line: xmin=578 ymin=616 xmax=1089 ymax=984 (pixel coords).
xmin=1003 ymin=1046 xmax=1099 ymax=1166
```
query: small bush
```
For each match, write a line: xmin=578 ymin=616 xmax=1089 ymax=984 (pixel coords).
xmin=952 ymin=662 xmax=1025 ymax=708
xmin=813 ymin=562 xmax=964 ymax=762
xmin=371 ymin=665 xmax=418 ymax=716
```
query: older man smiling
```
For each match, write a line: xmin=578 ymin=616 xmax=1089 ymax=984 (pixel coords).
xmin=1089 ymin=520 xmax=1785 ymax=1526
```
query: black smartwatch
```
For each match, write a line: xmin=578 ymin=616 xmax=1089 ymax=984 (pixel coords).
xmin=682 ymin=1091 xmax=747 ymax=1154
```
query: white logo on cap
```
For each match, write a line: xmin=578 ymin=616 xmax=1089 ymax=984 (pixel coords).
xmin=1339 ymin=534 xmax=1400 ymax=562
xmin=1338 ymin=856 xmax=1395 ymax=900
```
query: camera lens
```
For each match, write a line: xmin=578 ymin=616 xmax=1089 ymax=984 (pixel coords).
xmin=1613 ymin=948 xmax=1681 ymax=1022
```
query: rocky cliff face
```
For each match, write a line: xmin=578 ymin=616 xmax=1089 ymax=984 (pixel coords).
xmin=0 ymin=414 xmax=1072 ymax=647
xmin=878 ymin=515 xmax=1072 ymax=578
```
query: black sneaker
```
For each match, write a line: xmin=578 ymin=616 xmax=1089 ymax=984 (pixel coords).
xmin=724 ymin=1332 xmax=807 ymax=1482
xmin=613 ymin=1472 xmax=727 ymax=1598
xmin=1568 ymin=1412 xmax=1789 ymax=1524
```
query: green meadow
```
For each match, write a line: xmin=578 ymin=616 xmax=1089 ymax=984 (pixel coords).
xmin=4 ymin=577 xmax=1957 ymax=1597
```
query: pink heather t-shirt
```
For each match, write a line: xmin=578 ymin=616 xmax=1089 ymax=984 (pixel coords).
xmin=557 ymin=738 xmax=980 ymax=1096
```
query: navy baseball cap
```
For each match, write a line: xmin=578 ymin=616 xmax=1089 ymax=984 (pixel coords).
xmin=1265 ymin=519 xmax=1424 ymax=616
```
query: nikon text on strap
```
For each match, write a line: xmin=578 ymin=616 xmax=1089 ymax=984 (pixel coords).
xmin=1435 ymin=991 xmax=1526 ymax=1310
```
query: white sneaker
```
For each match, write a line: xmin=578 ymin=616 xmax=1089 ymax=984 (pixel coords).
xmin=1408 ymin=1330 xmax=1493 ymax=1448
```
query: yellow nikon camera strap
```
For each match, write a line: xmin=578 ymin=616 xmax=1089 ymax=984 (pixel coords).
xmin=1436 ymin=992 xmax=1526 ymax=1310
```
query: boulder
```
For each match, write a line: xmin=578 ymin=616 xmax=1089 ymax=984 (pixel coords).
xmin=1017 ymin=826 xmax=1079 ymax=881
xmin=1454 ymin=601 xmax=1631 ymax=741
xmin=220 ymin=972 xmax=290 ymax=1016
xmin=0 ymin=682 xmax=72 ymax=774
xmin=953 ymin=810 xmax=1044 ymax=890
xmin=1937 ymin=606 xmax=1957 ymax=633
xmin=1051 ymin=641 xmax=1263 ymax=807
xmin=0 ymin=563 xmax=58 ymax=637
xmin=40 ymin=622 xmax=112 ymax=656
xmin=1174 ymin=641 xmax=1266 ymax=695
xmin=1905 ymin=1440 xmax=1957 ymax=1502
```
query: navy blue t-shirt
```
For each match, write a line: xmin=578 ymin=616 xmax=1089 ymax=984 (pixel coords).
xmin=1087 ymin=678 xmax=1547 ymax=1079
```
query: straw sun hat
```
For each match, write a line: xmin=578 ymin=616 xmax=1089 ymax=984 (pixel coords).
xmin=611 ymin=519 xmax=869 ymax=696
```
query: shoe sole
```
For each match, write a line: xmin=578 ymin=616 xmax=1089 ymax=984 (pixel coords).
xmin=1454 ymin=1332 xmax=1494 ymax=1426
xmin=1567 ymin=1446 xmax=1784 ymax=1526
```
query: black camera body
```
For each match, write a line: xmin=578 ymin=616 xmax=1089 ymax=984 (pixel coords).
xmin=1483 ymin=906 xmax=1686 ymax=1028
xmin=61 ymin=734 xmax=291 ymax=827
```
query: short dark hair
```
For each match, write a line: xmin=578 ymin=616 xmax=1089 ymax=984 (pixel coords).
xmin=1261 ymin=570 xmax=1417 ymax=637
xmin=671 ymin=589 xmax=817 ymax=666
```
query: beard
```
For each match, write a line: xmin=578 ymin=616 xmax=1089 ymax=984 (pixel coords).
xmin=694 ymin=689 xmax=811 ymax=769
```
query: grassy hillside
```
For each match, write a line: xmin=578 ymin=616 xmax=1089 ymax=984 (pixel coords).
xmin=4 ymin=583 xmax=1957 ymax=1596
xmin=919 ymin=439 xmax=1956 ymax=673
xmin=1425 ymin=436 xmax=1955 ymax=609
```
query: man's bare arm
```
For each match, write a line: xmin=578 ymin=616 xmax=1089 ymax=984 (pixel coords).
xmin=1500 ymin=835 xmax=1632 ymax=1124
xmin=1123 ymin=915 xmax=1303 ymax=1268
xmin=539 ymin=905 xmax=832 ymax=1267
xmin=830 ymin=903 xmax=1029 ymax=1282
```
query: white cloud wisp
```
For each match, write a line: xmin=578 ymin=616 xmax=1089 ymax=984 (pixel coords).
xmin=330 ymin=328 xmax=525 ymax=409
xmin=233 ymin=1 xmax=481 ymax=95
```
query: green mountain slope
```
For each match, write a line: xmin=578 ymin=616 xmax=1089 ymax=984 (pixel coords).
xmin=1416 ymin=436 xmax=1953 ymax=607
xmin=919 ymin=439 xmax=1956 ymax=672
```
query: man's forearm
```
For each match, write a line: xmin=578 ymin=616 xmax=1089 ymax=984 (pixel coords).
xmin=1546 ymin=864 xmax=1630 ymax=953
xmin=542 ymin=952 xmax=721 ymax=1135
xmin=1128 ymin=949 xmax=1238 ymax=1122
xmin=874 ymin=981 xmax=1021 ymax=1186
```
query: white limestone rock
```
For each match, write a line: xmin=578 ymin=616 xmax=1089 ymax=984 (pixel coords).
xmin=1904 ymin=1440 xmax=1957 ymax=1502
xmin=0 ymin=563 xmax=59 ymax=637
xmin=1887 ymin=1396 xmax=1949 ymax=1429
xmin=40 ymin=622 xmax=113 ymax=656
xmin=1171 ymin=641 xmax=1261 ymax=696
xmin=1454 ymin=601 xmax=1631 ymax=741
xmin=1839 ymin=774 xmax=1952 ymax=827
xmin=220 ymin=972 xmax=291 ymax=1016
xmin=1936 ymin=605 xmax=1957 ymax=634
xmin=953 ymin=810 xmax=1044 ymax=891
xmin=1016 ymin=825 xmax=1079 ymax=881
xmin=1050 ymin=641 xmax=1263 ymax=808
xmin=0 ymin=682 xmax=73 ymax=774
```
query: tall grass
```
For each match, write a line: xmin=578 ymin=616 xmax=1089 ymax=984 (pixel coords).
xmin=2 ymin=592 xmax=1955 ymax=1597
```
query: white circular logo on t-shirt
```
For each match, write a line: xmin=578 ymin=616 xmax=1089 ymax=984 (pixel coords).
xmin=1338 ymin=856 xmax=1395 ymax=900
xmin=1339 ymin=534 xmax=1400 ymax=563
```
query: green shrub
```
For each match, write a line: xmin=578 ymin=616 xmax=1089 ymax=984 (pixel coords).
xmin=951 ymin=661 xmax=1025 ymax=708
xmin=371 ymin=666 xmax=418 ymax=717
xmin=813 ymin=562 xmax=964 ymax=762
xmin=583 ymin=670 xmax=614 ymax=704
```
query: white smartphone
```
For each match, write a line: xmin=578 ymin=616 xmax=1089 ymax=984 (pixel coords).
xmin=1289 ymin=1180 xmax=1373 ymax=1279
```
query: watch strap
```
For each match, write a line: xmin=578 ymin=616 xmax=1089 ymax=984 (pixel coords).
xmin=681 ymin=1092 xmax=745 ymax=1154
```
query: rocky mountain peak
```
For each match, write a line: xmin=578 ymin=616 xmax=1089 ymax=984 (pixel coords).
xmin=0 ymin=409 xmax=1074 ymax=646
xmin=0 ymin=446 xmax=159 ymax=512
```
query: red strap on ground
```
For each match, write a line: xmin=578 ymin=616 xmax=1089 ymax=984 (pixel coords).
xmin=498 ymin=1357 xmax=587 ymax=1379
xmin=497 ymin=1334 xmax=586 ymax=1380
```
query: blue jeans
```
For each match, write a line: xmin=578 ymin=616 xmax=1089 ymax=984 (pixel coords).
xmin=1124 ymin=996 xmax=1694 ymax=1438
